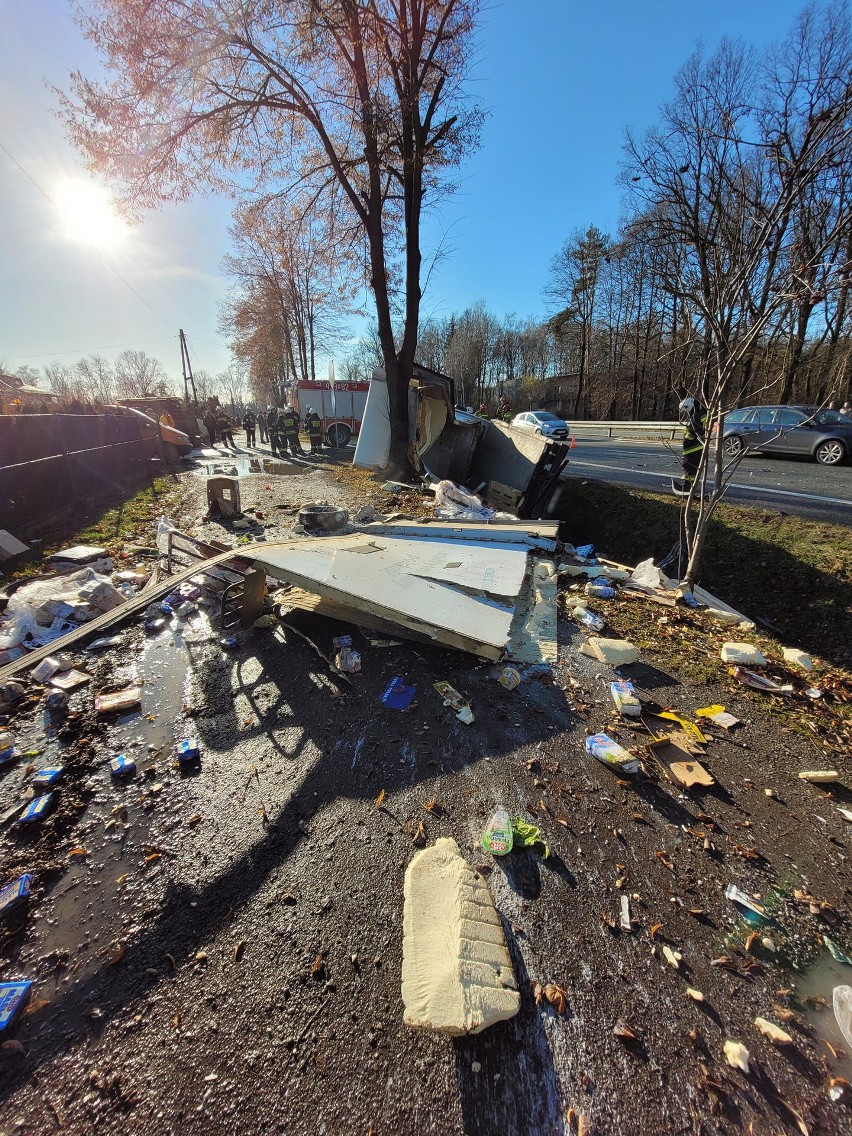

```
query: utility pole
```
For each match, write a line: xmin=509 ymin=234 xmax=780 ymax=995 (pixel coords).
xmin=179 ymin=329 xmax=198 ymax=405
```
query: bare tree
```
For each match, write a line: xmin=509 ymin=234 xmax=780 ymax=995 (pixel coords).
xmin=623 ymin=13 xmax=852 ymax=586
xmin=113 ymin=350 xmax=173 ymax=398
xmin=75 ymin=354 xmax=115 ymax=404
xmin=60 ymin=0 xmax=483 ymax=474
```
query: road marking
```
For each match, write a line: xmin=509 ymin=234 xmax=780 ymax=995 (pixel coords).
xmin=568 ymin=460 xmax=852 ymax=508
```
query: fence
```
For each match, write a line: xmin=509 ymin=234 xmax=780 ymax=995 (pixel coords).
xmin=568 ymin=420 xmax=681 ymax=440
xmin=0 ymin=413 xmax=150 ymax=536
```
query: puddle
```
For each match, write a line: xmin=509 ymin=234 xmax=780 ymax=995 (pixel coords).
xmin=191 ymin=456 xmax=309 ymax=478
xmin=795 ymin=954 xmax=852 ymax=1081
xmin=35 ymin=621 xmax=207 ymax=990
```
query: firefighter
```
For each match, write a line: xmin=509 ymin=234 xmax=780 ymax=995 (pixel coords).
xmin=280 ymin=404 xmax=304 ymax=456
xmin=257 ymin=408 xmax=268 ymax=444
xmin=242 ymin=408 xmax=257 ymax=448
xmin=672 ymin=396 xmax=708 ymax=496
xmin=267 ymin=407 xmax=280 ymax=456
xmin=304 ymin=407 xmax=323 ymax=454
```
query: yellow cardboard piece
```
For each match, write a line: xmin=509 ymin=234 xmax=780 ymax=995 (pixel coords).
xmin=656 ymin=711 xmax=707 ymax=744
xmin=695 ymin=705 xmax=724 ymax=719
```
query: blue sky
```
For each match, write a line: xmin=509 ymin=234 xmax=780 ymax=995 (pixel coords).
xmin=0 ymin=0 xmax=809 ymax=386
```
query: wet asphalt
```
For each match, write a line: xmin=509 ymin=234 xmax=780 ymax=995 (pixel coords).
xmin=0 ymin=457 xmax=850 ymax=1136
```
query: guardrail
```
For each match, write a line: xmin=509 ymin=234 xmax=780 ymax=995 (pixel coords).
xmin=568 ymin=420 xmax=681 ymax=440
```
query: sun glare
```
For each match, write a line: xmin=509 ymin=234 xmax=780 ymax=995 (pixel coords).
xmin=54 ymin=180 xmax=129 ymax=250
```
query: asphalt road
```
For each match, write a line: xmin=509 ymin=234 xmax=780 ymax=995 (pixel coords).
xmin=565 ymin=437 xmax=852 ymax=525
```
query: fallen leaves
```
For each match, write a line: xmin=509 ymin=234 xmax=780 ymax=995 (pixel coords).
xmin=186 ymin=814 xmax=202 ymax=827
xmin=754 ymin=1016 xmax=792 ymax=1045
xmin=233 ymin=940 xmax=246 ymax=962
xmin=655 ymin=850 xmax=674 ymax=872
xmin=310 ymin=954 xmax=326 ymax=979
xmin=106 ymin=943 xmax=125 ymax=967
xmin=533 ymin=981 xmax=569 ymax=1015
xmin=419 ymin=797 xmax=443 ymax=816
xmin=374 ymin=789 xmax=386 ymax=810
xmin=67 ymin=847 xmax=88 ymax=859
xmin=649 ymin=923 xmax=663 ymax=941
xmin=1 ymin=1040 xmax=25 ymax=1054
xmin=612 ymin=1020 xmax=638 ymax=1041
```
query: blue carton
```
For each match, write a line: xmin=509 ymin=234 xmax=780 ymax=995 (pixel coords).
xmin=110 ymin=754 xmax=136 ymax=778
xmin=0 ymin=875 xmax=34 ymax=920
xmin=176 ymin=739 xmax=200 ymax=764
xmin=17 ymin=794 xmax=54 ymax=825
xmin=32 ymin=767 xmax=63 ymax=788
xmin=0 ymin=981 xmax=32 ymax=1033
xmin=0 ymin=747 xmax=19 ymax=767
xmin=381 ymin=676 xmax=417 ymax=711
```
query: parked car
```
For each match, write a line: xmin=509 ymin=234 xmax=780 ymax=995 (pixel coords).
xmin=718 ymin=405 xmax=852 ymax=465
xmin=510 ymin=410 xmax=570 ymax=440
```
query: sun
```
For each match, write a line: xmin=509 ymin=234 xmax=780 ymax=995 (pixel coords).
xmin=54 ymin=179 xmax=130 ymax=250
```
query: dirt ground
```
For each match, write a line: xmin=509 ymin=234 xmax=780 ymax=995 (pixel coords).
xmin=0 ymin=449 xmax=850 ymax=1136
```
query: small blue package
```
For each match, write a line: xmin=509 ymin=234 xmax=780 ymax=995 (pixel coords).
xmin=381 ymin=676 xmax=417 ymax=711
xmin=176 ymin=739 xmax=200 ymax=764
xmin=32 ymin=767 xmax=63 ymax=788
xmin=17 ymin=794 xmax=54 ymax=825
xmin=110 ymin=754 xmax=136 ymax=778
xmin=0 ymin=981 xmax=32 ymax=1033
xmin=0 ymin=875 xmax=34 ymax=920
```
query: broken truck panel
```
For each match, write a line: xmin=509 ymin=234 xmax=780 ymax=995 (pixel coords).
xmin=466 ymin=419 xmax=570 ymax=518
xmin=408 ymin=373 xmax=484 ymax=485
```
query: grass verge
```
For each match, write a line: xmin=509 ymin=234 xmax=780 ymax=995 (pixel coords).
xmin=556 ymin=478 xmax=852 ymax=671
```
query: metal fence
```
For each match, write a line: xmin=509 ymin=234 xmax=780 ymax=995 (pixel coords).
xmin=0 ymin=413 xmax=150 ymax=535
xmin=568 ymin=420 xmax=681 ymax=440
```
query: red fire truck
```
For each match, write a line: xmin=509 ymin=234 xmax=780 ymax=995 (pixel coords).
xmin=292 ymin=378 xmax=370 ymax=448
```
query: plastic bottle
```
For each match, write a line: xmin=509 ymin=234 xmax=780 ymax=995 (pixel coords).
xmin=572 ymin=606 xmax=605 ymax=632
xmin=481 ymin=807 xmax=513 ymax=855
xmin=585 ymin=733 xmax=639 ymax=774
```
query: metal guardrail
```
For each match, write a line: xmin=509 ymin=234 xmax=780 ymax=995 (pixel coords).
xmin=568 ymin=420 xmax=681 ymax=440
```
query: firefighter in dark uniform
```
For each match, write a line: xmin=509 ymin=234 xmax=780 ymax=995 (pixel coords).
xmin=267 ymin=407 xmax=280 ymax=456
xmin=673 ymin=397 xmax=707 ymax=495
xmin=304 ymin=407 xmax=323 ymax=454
xmin=242 ymin=409 xmax=257 ymax=448
xmin=257 ymin=408 xmax=268 ymax=444
xmin=280 ymin=404 xmax=304 ymax=456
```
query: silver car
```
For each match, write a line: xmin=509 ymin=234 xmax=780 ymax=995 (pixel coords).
xmin=511 ymin=410 xmax=570 ymax=440
xmin=721 ymin=405 xmax=852 ymax=465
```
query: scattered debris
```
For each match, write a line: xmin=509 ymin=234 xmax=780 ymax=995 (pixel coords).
xmin=95 ymin=686 xmax=142 ymax=714
xmin=534 ymin=982 xmax=569 ymax=1014
xmin=610 ymin=680 xmax=641 ymax=717
xmin=402 ymin=837 xmax=520 ymax=1035
xmin=724 ymin=884 xmax=767 ymax=921
xmin=833 ymin=985 xmax=852 ymax=1049
xmin=381 ymin=677 xmax=417 ymax=711
xmin=433 ymin=681 xmax=474 ymax=724
xmin=720 ymin=642 xmax=767 ymax=666
xmin=732 ymin=668 xmax=794 ymax=696
xmin=723 ymin=1039 xmax=751 ymax=1073
xmin=579 ymin=638 xmax=640 ymax=665
xmin=649 ymin=736 xmax=714 ymax=789
xmin=695 ymin=705 xmax=742 ymax=731
xmin=481 ymin=807 xmax=513 ymax=856
xmin=619 ymin=895 xmax=631 ymax=932
xmin=585 ymin=733 xmax=639 ymax=775
xmin=511 ymin=818 xmax=549 ymax=859
xmin=823 ymin=936 xmax=852 ymax=966
xmin=0 ymin=874 xmax=33 ymax=921
xmin=497 ymin=665 xmax=522 ymax=691
xmin=755 ymin=1017 xmax=793 ymax=1045
xmin=0 ymin=981 xmax=32 ymax=1034
xmin=799 ymin=770 xmax=839 ymax=784
xmin=782 ymin=647 xmax=814 ymax=671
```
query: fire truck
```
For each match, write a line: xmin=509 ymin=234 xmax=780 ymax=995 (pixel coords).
xmin=292 ymin=377 xmax=370 ymax=448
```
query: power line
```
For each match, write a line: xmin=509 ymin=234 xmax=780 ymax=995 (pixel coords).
xmin=0 ymin=137 xmax=173 ymax=329
xmin=5 ymin=335 xmax=178 ymax=362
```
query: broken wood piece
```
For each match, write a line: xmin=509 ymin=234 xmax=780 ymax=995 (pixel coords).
xmin=402 ymin=837 xmax=520 ymax=1035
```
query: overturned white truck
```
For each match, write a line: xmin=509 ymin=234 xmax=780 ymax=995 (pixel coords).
xmin=354 ymin=365 xmax=570 ymax=519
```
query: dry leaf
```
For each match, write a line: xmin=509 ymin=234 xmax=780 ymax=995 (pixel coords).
xmin=539 ymin=798 xmax=551 ymax=816
xmin=686 ymin=988 xmax=704 ymax=1002
xmin=24 ymin=997 xmax=50 ymax=1016
xmin=107 ymin=943 xmax=125 ymax=966
xmin=68 ymin=847 xmax=88 ymax=859
xmin=374 ymin=789 xmax=386 ymax=810
xmin=557 ymin=818 xmax=569 ymax=828
xmin=613 ymin=1020 xmax=637 ymax=1040
xmin=655 ymin=850 xmax=674 ymax=871
xmin=145 ymin=852 xmax=161 ymax=864
xmin=233 ymin=940 xmax=246 ymax=962
xmin=411 ymin=820 xmax=426 ymax=846
xmin=649 ymin=923 xmax=663 ymax=941
xmin=533 ymin=981 xmax=569 ymax=1015
xmin=1 ymin=1040 xmax=25 ymax=1054
xmin=310 ymin=954 xmax=326 ymax=977
xmin=172 ymin=1013 xmax=181 ymax=1028
xmin=745 ymin=931 xmax=759 ymax=953
xmin=773 ymin=1004 xmax=796 ymax=1023
xmin=186 ymin=814 xmax=202 ymax=827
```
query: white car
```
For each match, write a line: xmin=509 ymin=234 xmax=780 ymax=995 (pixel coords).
xmin=510 ymin=410 xmax=570 ymax=440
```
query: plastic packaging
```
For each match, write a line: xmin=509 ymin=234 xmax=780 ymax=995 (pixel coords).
xmin=481 ymin=807 xmax=513 ymax=855
xmin=585 ymin=733 xmax=639 ymax=774
xmin=176 ymin=739 xmax=200 ymax=764
xmin=833 ymin=985 xmax=852 ymax=1050
xmin=572 ymin=606 xmax=605 ymax=632
xmin=17 ymin=794 xmax=54 ymax=825
xmin=0 ymin=875 xmax=34 ymax=920
xmin=32 ymin=657 xmax=62 ymax=682
xmin=0 ymin=731 xmax=14 ymax=756
xmin=575 ymin=544 xmax=595 ymax=560
xmin=0 ymin=981 xmax=32 ymax=1033
xmin=110 ymin=753 xmax=136 ymax=777
xmin=610 ymin=681 xmax=641 ymax=718
xmin=434 ymin=480 xmax=495 ymax=522
xmin=95 ymin=687 xmax=142 ymax=714
xmin=335 ymin=647 xmax=362 ymax=674
xmin=585 ymin=579 xmax=617 ymax=599
xmin=32 ymin=767 xmax=63 ymax=788
xmin=497 ymin=666 xmax=521 ymax=690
